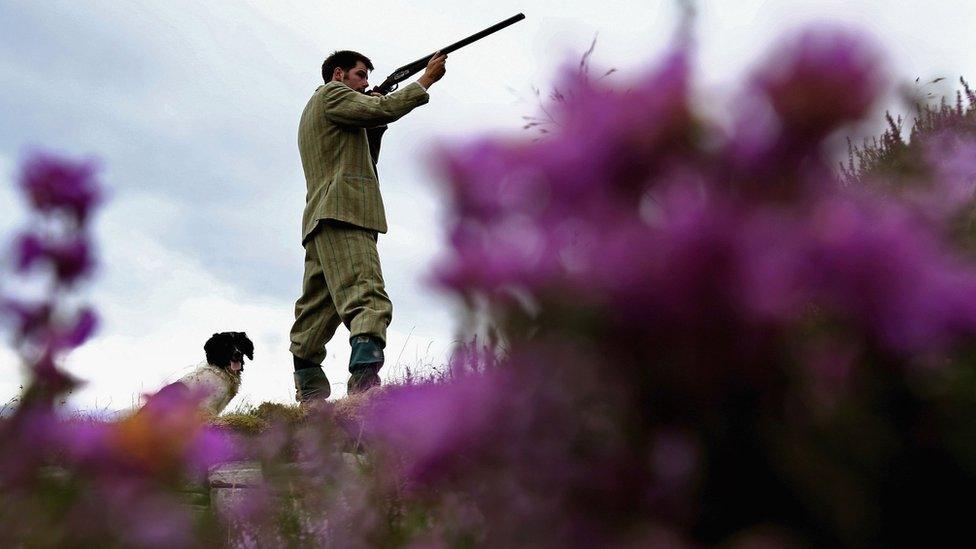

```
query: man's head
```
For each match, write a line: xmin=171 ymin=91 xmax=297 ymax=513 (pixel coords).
xmin=322 ymin=50 xmax=373 ymax=92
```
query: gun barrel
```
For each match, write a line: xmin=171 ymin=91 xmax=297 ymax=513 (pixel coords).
xmin=373 ymin=13 xmax=525 ymax=94
xmin=411 ymin=13 xmax=525 ymax=68
xmin=440 ymin=13 xmax=525 ymax=56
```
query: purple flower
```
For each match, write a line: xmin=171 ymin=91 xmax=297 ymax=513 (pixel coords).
xmin=0 ymin=407 xmax=62 ymax=485
xmin=910 ymin=131 xmax=976 ymax=220
xmin=0 ymin=299 xmax=52 ymax=339
xmin=437 ymin=46 xmax=693 ymax=231
xmin=107 ymin=384 xmax=222 ymax=474
xmin=59 ymin=418 xmax=113 ymax=464
xmin=753 ymin=25 xmax=886 ymax=138
xmin=1 ymin=299 xmax=97 ymax=366
xmin=57 ymin=307 xmax=99 ymax=350
xmin=14 ymin=233 xmax=95 ymax=284
xmin=365 ymin=375 xmax=504 ymax=483
xmin=802 ymin=194 xmax=976 ymax=354
xmin=14 ymin=233 xmax=45 ymax=272
xmin=49 ymin=237 xmax=95 ymax=283
xmin=31 ymin=353 xmax=80 ymax=394
xmin=80 ymin=478 xmax=197 ymax=548
xmin=184 ymin=426 xmax=240 ymax=471
xmin=19 ymin=151 xmax=102 ymax=224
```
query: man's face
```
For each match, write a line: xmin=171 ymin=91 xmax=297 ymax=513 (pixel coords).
xmin=336 ymin=61 xmax=370 ymax=92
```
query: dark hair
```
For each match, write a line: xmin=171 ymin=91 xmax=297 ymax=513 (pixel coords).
xmin=204 ymin=332 xmax=254 ymax=372
xmin=322 ymin=50 xmax=374 ymax=83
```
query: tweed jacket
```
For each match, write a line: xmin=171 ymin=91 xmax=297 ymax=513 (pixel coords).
xmin=298 ymin=81 xmax=430 ymax=242
xmin=176 ymin=361 xmax=241 ymax=417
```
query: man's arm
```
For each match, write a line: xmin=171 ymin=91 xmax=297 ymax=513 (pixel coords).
xmin=321 ymin=53 xmax=447 ymax=128
xmin=321 ymin=82 xmax=428 ymax=127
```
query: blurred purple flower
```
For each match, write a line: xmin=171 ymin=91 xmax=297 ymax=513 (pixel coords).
xmin=753 ymin=26 xmax=886 ymax=138
xmin=437 ymin=47 xmax=692 ymax=235
xmin=910 ymin=131 xmax=976 ymax=219
xmin=14 ymin=233 xmax=95 ymax=284
xmin=365 ymin=375 xmax=504 ymax=484
xmin=723 ymin=94 xmax=786 ymax=178
xmin=82 ymin=478 xmax=196 ymax=548
xmin=19 ymin=151 xmax=102 ymax=224
xmin=57 ymin=307 xmax=99 ymax=350
xmin=804 ymin=194 xmax=976 ymax=354
xmin=29 ymin=353 xmax=79 ymax=393
xmin=108 ymin=383 xmax=228 ymax=475
xmin=3 ymin=150 xmax=103 ymax=407
xmin=59 ymin=418 xmax=113 ymax=465
xmin=0 ymin=407 xmax=61 ymax=485
xmin=417 ymin=22 xmax=976 ymax=546
xmin=0 ymin=299 xmax=52 ymax=339
xmin=185 ymin=427 xmax=240 ymax=472
xmin=49 ymin=237 xmax=95 ymax=283
xmin=13 ymin=233 xmax=45 ymax=272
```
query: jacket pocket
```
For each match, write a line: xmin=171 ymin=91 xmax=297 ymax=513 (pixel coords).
xmin=336 ymin=174 xmax=386 ymax=231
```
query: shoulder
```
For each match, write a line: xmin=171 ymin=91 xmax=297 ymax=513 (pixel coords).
xmin=320 ymin=81 xmax=353 ymax=97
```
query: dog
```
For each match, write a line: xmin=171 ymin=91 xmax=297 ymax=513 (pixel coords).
xmin=170 ymin=331 xmax=254 ymax=416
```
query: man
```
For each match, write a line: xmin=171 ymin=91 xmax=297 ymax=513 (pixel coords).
xmin=290 ymin=50 xmax=447 ymax=401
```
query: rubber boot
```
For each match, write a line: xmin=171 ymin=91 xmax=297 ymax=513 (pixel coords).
xmin=348 ymin=335 xmax=383 ymax=394
xmin=294 ymin=365 xmax=331 ymax=402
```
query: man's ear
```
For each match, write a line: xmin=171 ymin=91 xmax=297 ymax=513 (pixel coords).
xmin=332 ymin=67 xmax=344 ymax=81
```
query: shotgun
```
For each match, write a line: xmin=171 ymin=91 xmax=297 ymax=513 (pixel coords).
xmin=368 ymin=13 xmax=525 ymax=95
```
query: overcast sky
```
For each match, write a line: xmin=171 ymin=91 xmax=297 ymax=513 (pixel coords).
xmin=1 ymin=0 xmax=974 ymax=411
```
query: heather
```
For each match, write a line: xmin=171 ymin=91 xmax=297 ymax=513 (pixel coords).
xmin=4 ymin=23 xmax=976 ymax=548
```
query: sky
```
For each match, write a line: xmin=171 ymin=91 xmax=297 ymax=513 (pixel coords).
xmin=1 ymin=0 xmax=974 ymax=411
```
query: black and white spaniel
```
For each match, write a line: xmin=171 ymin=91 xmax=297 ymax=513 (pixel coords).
xmin=172 ymin=331 xmax=254 ymax=416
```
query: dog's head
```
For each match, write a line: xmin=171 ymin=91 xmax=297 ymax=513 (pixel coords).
xmin=204 ymin=331 xmax=254 ymax=375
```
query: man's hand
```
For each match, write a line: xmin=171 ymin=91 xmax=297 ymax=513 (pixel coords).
xmin=418 ymin=52 xmax=447 ymax=89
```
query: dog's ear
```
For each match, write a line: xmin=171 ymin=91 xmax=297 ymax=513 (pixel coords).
xmin=204 ymin=332 xmax=231 ymax=367
xmin=235 ymin=332 xmax=255 ymax=360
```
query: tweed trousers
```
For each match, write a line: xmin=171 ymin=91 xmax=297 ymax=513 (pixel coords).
xmin=289 ymin=221 xmax=392 ymax=365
